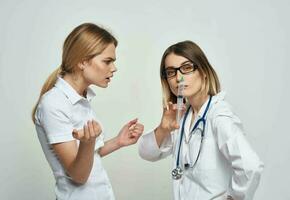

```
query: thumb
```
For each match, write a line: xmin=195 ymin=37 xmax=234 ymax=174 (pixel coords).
xmin=173 ymin=121 xmax=180 ymax=130
xmin=180 ymin=105 xmax=187 ymax=117
xmin=72 ymin=129 xmax=83 ymax=140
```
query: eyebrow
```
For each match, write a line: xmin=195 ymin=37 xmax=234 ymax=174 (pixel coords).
xmin=104 ymin=57 xmax=116 ymax=61
xmin=166 ymin=60 xmax=191 ymax=68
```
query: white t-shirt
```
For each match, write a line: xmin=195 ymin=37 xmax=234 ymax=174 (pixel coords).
xmin=35 ymin=77 xmax=115 ymax=200
xmin=139 ymin=91 xmax=264 ymax=200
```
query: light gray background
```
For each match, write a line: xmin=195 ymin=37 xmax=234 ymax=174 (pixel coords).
xmin=0 ymin=0 xmax=289 ymax=199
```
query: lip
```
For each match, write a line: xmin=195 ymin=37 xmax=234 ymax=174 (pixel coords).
xmin=176 ymin=85 xmax=188 ymax=89
xmin=106 ymin=75 xmax=113 ymax=82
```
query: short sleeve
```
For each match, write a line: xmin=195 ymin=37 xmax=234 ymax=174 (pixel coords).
xmin=36 ymin=101 xmax=74 ymax=144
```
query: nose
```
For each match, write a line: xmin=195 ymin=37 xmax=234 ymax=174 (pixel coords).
xmin=111 ymin=63 xmax=117 ymax=73
xmin=176 ymin=70 xmax=183 ymax=83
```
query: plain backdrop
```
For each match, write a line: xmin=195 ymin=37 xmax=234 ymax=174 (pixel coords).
xmin=0 ymin=0 xmax=289 ymax=199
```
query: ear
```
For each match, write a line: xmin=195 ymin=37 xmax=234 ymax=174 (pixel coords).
xmin=77 ymin=61 xmax=88 ymax=71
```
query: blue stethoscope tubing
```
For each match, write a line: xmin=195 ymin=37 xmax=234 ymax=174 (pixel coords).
xmin=175 ymin=95 xmax=213 ymax=170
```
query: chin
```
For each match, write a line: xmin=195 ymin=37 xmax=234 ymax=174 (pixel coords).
xmin=93 ymin=82 xmax=108 ymax=88
xmin=100 ymin=84 xmax=109 ymax=88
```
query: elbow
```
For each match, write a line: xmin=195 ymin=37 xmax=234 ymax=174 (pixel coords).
xmin=251 ymin=157 xmax=264 ymax=173
xmin=253 ymin=159 xmax=264 ymax=175
xmin=244 ymin=159 xmax=264 ymax=180
xmin=67 ymin=169 xmax=90 ymax=185
xmin=70 ymin=175 xmax=89 ymax=185
xmin=138 ymin=152 xmax=159 ymax=162
xmin=138 ymin=145 xmax=161 ymax=162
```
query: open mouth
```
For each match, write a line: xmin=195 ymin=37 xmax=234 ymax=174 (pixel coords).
xmin=106 ymin=75 xmax=113 ymax=82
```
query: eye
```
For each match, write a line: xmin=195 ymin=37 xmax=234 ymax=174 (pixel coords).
xmin=181 ymin=63 xmax=194 ymax=73
xmin=165 ymin=69 xmax=176 ymax=77
xmin=103 ymin=60 xmax=111 ymax=65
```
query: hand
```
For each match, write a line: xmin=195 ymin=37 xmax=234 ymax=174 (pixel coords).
xmin=72 ymin=120 xmax=102 ymax=143
xmin=214 ymin=192 xmax=233 ymax=200
xmin=117 ymin=118 xmax=144 ymax=147
xmin=159 ymin=102 xmax=186 ymax=132
xmin=226 ymin=195 xmax=234 ymax=200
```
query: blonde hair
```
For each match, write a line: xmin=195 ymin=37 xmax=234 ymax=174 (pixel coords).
xmin=32 ymin=23 xmax=118 ymax=123
xmin=160 ymin=40 xmax=220 ymax=106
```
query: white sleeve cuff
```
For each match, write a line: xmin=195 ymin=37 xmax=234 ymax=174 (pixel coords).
xmin=94 ymin=133 xmax=105 ymax=151
xmin=48 ymin=133 xmax=75 ymax=144
xmin=138 ymin=129 xmax=172 ymax=161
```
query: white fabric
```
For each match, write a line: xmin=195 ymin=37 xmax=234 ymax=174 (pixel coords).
xmin=139 ymin=91 xmax=264 ymax=200
xmin=35 ymin=77 xmax=115 ymax=200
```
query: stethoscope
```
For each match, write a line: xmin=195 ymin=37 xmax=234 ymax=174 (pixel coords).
xmin=172 ymin=96 xmax=212 ymax=180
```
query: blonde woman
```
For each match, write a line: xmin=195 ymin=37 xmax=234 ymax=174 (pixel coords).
xmin=139 ymin=41 xmax=263 ymax=200
xmin=32 ymin=23 xmax=144 ymax=200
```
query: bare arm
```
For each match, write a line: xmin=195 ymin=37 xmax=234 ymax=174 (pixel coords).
xmin=98 ymin=137 xmax=120 ymax=157
xmin=98 ymin=118 xmax=144 ymax=157
xmin=52 ymin=120 xmax=101 ymax=184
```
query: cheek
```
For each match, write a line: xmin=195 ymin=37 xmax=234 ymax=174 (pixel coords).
xmin=168 ymin=81 xmax=177 ymax=95
xmin=83 ymin=67 xmax=99 ymax=81
xmin=188 ymin=76 xmax=204 ymax=91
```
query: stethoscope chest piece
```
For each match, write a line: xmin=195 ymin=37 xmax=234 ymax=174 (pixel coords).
xmin=171 ymin=96 xmax=212 ymax=180
xmin=172 ymin=167 xmax=183 ymax=180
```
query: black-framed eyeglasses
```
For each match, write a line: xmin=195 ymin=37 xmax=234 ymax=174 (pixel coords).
xmin=162 ymin=62 xmax=198 ymax=78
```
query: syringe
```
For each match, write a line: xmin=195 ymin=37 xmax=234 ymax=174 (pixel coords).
xmin=176 ymin=76 xmax=185 ymax=123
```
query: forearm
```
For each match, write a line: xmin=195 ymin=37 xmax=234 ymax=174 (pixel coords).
xmin=220 ymin=136 xmax=264 ymax=199
xmin=154 ymin=125 xmax=171 ymax=147
xmin=67 ymin=141 xmax=95 ymax=184
xmin=228 ymin=163 xmax=263 ymax=200
xmin=98 ymin=137 xmax=121 ymax=157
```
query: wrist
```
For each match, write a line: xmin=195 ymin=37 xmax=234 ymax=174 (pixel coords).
xmin=114 ymin=136 xmax=123 ymax=149
xmin=79 ymin=139 xmax=96 ymax=146
xmin=156 ymin=125 xmax=171 ymax=136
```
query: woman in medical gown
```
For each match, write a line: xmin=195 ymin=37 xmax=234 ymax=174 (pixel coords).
xmin=139 ymin=40 xmax=264 ymax=200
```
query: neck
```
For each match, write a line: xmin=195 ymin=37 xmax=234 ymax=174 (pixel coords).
xmin=63 ymin=73 xmax=88 ymax=97
xmin=187 ymin=91 xmax=209 ymax=114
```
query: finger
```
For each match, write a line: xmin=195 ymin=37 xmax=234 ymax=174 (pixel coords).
xmin=133 ymin=126 xmax=144 ymax=133
xmin=127 ymin=118 xmax=138 ymax=127
xmin=132 ymin=130 xmax=143 ymax=138
xmin=92 ymin=120 xmax=101 ymax=136
xmin=135 ymin=123 xmax=144 ymax=130
xmin=163 ymin=103 xmax=169 ymax=112
xmin=132 ymin=125 xmax=144 ymax=135
xmin=172 ymin=104 xmax=178 ymax=110
xmin=168 ymin=102 xmax=177 ymax=111
xmin=88 ymin=120 xmax=95 ymax=138
xmin=84 ymin=123 xmax=90 ymax=141
xmin=182 ymin=104 xmax=186 ymax=110
xmin=129 ymin=124 xmax=136 ymax=131
xmin=173 ymin=121 xmax=180 ymax=129
xmin=168 ymin=102 xmax=173 ymax=110
xmin=72 ymin=129 xmax=79 ymax=139
xmin=72 ymin=129 xmax=84 ymax=140
xmin=180 ymin=106 xmax=187 ymax=116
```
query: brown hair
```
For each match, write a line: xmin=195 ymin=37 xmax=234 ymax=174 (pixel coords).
xmin=32 ymin=23 xmax=118 ymax=123
xmin=160 ymin=40 xmax=220 ymax=106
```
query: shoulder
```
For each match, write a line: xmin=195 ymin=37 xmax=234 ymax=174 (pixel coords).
xmin=41 ymin=87 xmax=70 ymax=108
xmin=208 ymin=92 xmax=244 ymax=133
xmin=209 ymin=91 xmax=234 ymax=118
xmin=35 ymin=87 xmax=72 ymax=122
